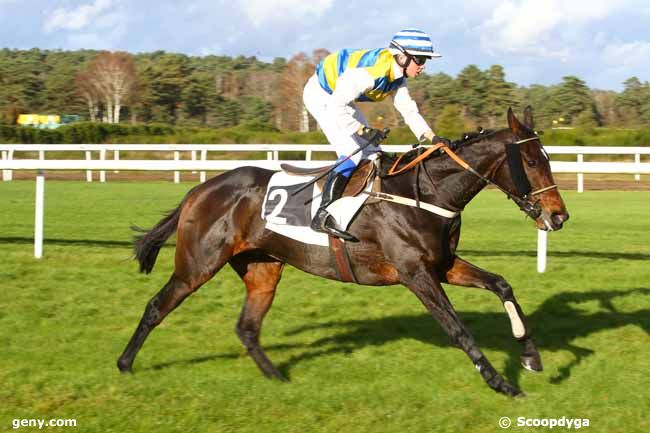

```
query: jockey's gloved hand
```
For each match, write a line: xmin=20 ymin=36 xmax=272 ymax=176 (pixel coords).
xmin=355 ymin=126 xmax=387 ymax=147
xmin=423 ymin=131 xmax=452 ymax=147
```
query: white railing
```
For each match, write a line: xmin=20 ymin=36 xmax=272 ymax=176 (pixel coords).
xmin=2 ymin=144 xmax=649 ymax=190
xmin=1 ymin=144 xmax=649 ymax=268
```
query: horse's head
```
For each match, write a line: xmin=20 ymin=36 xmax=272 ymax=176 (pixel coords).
xmin=492 ymin=107 xmax=569 ymax=231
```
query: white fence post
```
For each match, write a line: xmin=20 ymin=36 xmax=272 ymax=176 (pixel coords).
xmin=537 ymin=230 xmax=547 ymax=273
xmin=1 ymin=150 xmax=7 ymax=181
xmin=200 ymin=150 xmax=207 ymax=183
xmin=6 ymin=150 xmax=13 ymax=181
xmin=174 ymin=151 xmax=180 ymax=183
xmin=35 ymin=170 xmax=45 ymax=259
xmin=113 ymin=150 xmax=120 ymax=173
xmin=577 ymin=154 xmax=584 ymax=193
xmin=85 ymin=151 xmax=93 ymax=182
xmin=635 ymin=153 xmax=641 ymax=181
xmin=99 ymin=148 xmax=106 ymax=183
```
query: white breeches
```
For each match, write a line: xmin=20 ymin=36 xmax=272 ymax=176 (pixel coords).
xmin=303 ymin=74 xmax=382 ymax=165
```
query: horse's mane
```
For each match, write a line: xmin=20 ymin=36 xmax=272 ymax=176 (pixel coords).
xmin=379 ymin=128 xmax=500 ymax=176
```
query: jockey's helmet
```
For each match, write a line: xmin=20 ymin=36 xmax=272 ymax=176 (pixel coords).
xmin=389 ymin=29 xmax=442 ymax=59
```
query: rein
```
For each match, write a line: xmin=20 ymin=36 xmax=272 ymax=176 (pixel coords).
xmin=386 ymin=135 xmax=558 ymax=219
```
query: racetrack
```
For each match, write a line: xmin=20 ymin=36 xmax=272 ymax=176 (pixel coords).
xmin=1 ymin=180 xmax=648 ymax=432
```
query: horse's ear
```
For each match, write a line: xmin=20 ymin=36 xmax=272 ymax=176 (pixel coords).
xmin=507 ymin=107 xmax=524 ymax=135
xmin=523 ymin=105 xmax=535 ymax=129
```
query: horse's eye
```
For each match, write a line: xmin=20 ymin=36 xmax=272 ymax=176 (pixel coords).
xmin=527 ymin=159 xmax=538 ymax=168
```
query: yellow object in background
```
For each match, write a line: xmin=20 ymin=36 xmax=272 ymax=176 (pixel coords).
xmin=17 ymin=114 xmax=62 ymax=128
xmin=17 ymin=114 xmax=38 ymax=126
xmin=39 ymin=115 xmax=60 ymax=125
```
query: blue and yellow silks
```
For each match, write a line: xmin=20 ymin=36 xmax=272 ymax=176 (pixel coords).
xmin=316 ymin=48 xmax=405 ymax=102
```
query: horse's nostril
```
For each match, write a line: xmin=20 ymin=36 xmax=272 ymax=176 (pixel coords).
xmin=552 ymin=212 xmax=569 ymax=226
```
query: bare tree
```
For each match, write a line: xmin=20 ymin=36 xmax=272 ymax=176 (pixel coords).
xmin=276 ymin=49 xmax=328 ymax=131
xmin=76 ymin=51 xmax=138 ymax=123
xmin=74 ymin=71 xmax=100 ymax=122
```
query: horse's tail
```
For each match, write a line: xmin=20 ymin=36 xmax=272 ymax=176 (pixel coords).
xmin=132 ymin=186 xmax=198 ymax=274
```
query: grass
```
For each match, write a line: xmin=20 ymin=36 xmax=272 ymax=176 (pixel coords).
xmin=1 ymin=179 xmax=649 ymax=433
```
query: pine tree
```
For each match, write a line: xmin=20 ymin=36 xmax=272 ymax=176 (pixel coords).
xmin=457 ymin=65 xmax=487 ymax=123
xmin=556 ymin=76 xmax=597 ymax=125
xmin=484 ymin=65 xmax=515 ymax=127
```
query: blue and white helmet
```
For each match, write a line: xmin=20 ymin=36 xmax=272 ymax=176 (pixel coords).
xmin=389 ymin=28 xmax=441 ymax=58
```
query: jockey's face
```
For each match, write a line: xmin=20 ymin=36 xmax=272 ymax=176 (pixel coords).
xmin=405 ymin=57 xmax=426 ymax=78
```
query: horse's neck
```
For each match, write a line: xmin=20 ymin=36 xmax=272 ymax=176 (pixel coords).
xmin=382 ymin=139 xmax=504 ymax=211
xmin=435 ymin=139 xmax=505 ymax=210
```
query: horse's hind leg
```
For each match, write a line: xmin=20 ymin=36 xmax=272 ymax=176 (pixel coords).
xmin=230 ymin=252 xmax=286 ymax=381
xmin=117 ymin=248 xmax=233 ymax=373
xmin=442 ymin=255 xmax=543 ymax=372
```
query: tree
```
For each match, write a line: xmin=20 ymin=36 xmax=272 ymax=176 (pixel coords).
xmin=77 ymin=51 xmax=138 ymax=123
xmin=616 ymin=77 xmax=650 ymax=126
xmin=556 ymin=76 xmax=597 ymax=125
xmin=276 ymin=51 xmax=322 ymax=131
xmin=435 ymin=104 xmax=465 ymax=138
xmin=457 ymin=65 xmax=487 ymax=123
xmin=74 ymin=71 xmax=100 ymax=122
xmin=484 ymin=65 xmax=515 ymax=127
xmin=425 ymin=73 xmax=459 ymax=122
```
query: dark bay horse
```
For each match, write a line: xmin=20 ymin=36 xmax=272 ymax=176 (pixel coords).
xmin=117 ymin=107 xmax=569 ymax=396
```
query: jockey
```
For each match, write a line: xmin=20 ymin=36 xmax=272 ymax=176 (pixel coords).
xmin=304 ymin=28 xmax=452 ymax=241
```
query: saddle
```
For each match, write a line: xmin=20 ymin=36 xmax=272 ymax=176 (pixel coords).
xmin=280 ymin=159 xmax=377 ymax=197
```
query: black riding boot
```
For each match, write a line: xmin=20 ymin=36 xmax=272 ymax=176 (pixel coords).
xmin=310 ymin=171 xmax=359 ymax=242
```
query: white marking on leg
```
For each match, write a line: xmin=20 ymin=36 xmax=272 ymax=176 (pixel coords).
xmin=504 ymin=301 xmax=526 ymax=338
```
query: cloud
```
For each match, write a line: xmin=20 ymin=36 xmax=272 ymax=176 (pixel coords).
xmin=477 ymin=0 xmax=626 ymax=60
xmin=239 ymin=0 xmax=333 ymax=27
xmin=603 ymin=41 xmax=650 ymax=73
xmin=43 ymin=0 xmax=116 ymax=33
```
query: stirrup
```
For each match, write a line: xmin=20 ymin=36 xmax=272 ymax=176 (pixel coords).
xmin=311 ymin=210 xmax=358 ymax=242
xmin=321 ymin=215 xmax=359 ymax=242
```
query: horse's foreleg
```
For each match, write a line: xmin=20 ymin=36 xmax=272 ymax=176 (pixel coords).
xmin=230 ymin=253 xmax=286 ymax=380
xmin=442 ymin=255 xmax=542 ymax=372
xmin=402 ymin=269 xmax=522 ymax=397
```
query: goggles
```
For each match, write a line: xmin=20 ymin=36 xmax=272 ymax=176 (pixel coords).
xmin=411 ymin=55 xmax=428 ymax=66
xmin=390 ymin=41 xmax=429 ymax=67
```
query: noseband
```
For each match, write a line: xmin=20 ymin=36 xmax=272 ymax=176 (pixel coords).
xmin=387 ymin=134 xmax=558 ymax=220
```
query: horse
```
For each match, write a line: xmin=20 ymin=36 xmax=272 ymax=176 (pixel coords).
xmin=117 ymin=107 xmax=569 ymax=397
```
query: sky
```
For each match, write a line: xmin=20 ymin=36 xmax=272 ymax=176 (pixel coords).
xmin=1 ymin=0 xmax=650 ymax=91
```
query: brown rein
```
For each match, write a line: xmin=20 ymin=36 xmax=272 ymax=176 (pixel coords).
xmin=386 ymin=139 xmax=558 ymax=202
xmin=388 ymin=142 xmax=470 ymax=176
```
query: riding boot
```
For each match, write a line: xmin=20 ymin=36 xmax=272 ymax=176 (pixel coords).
xmin=310 ymin=171 xmax=359 ymax=242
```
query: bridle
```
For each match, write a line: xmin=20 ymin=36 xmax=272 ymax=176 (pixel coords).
xmin=387 ymin=133 xmax=558 ymax=220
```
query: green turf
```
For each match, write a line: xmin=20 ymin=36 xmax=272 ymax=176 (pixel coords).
xmin=1 ymin=180 xmax=648 ymax=433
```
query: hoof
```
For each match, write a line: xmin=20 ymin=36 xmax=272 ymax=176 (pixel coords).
xmin=488 ymin=374 xmax=523 ymax=397
xmin=275 ymin=374 xmax=290 ymax=383
xmin=501 ymin=381 xmax=524 ymax=397
xmin=521 ymin=353 xmax=543 ymax=372
xmin=117 ymin=359 xmax=133 ymax=374
xmin=265 ymin=371 xmax=289 ymax=382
